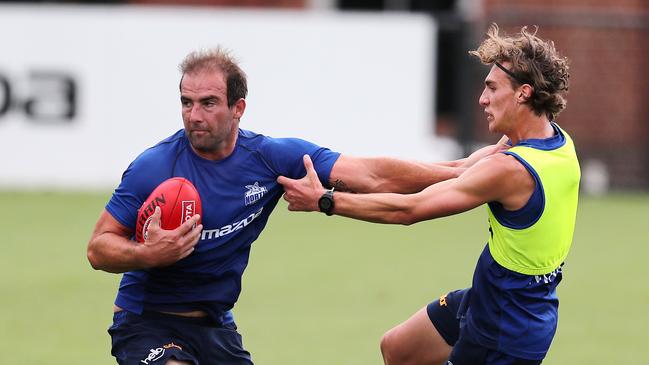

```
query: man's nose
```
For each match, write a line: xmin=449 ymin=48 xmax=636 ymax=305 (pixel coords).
xmin=189 ymin=105 xmax=202 ymax=122
xmin=479 ymin=91 xmax=489 ymax=106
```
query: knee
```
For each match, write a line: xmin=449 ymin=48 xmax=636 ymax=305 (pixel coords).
xmin=380 ymin=329 xmax=411 ymax=365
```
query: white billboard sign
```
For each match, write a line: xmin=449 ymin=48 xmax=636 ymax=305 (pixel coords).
xmin=0 ymin=5 xmax=449 ymax=189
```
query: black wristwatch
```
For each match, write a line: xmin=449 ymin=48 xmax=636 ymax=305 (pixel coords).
xmin=318 ymin=188 xmax=335 ymax=216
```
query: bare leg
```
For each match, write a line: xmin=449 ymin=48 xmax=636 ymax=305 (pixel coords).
xmin=380 ymin=307 xmax=452 ymax=365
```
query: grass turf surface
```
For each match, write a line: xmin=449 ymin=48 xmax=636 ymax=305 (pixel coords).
xmin=1 ymin=191 xmax=647 ymax=364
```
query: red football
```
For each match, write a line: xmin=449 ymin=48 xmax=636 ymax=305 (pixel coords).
xmin=135 ymin=177 xmax=202 ymax=243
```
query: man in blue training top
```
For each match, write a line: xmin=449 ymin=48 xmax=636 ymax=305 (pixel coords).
xmin=279 ymin=24 xmax=579 ymax=365
xmin=87 ymin=47 xmax=507 ymax=365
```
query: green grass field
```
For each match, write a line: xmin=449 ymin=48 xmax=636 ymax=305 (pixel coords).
xmin=1 ymin=191 xmax=648 ymax=364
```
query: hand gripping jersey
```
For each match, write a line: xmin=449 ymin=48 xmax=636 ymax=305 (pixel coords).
xmin=106 ymin=129 xmax=340 ymax=324
xmin=464 ymin=123 xmax=580 ymax=360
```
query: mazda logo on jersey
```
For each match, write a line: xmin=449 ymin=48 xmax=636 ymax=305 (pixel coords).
xmin=201 ymin=207 xmax=264 ymax=240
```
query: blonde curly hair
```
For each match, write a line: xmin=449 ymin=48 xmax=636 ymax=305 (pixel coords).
xmin=469 ymin=24 xmax=570 ymax=120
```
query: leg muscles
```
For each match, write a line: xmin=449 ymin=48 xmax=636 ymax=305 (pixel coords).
xmin=380 ymin=307 xmax=452 ymax=365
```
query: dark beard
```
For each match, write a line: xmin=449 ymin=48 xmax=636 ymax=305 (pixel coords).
xmin=186 ymin=131 xmax=224 ymax=153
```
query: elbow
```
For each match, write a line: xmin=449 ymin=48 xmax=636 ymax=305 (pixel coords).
xmin=86 ymin=241 xmax=103 ymax=271
xmin=87 ymin=250 xmax=100 ymax=271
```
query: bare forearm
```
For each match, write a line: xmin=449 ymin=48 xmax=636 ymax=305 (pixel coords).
xmin=332 ymin=156 xmax=462 ymax=194
xmin=330 ymin=191 xmax=416 ymax=225
xmin=345 ymin=137 xmax=508 ymax=193
xmin=329 ymin=176 xmax=481 ymax=226
xmin=374 ymin=159 xmax=461 ymax=193
xmin=87 ymin=209 xmax=201 ymax=273
xmin=87 ymin=233 xmax=146 ymax=273
xmin=433 ymin=159 xmax=466 ymax=168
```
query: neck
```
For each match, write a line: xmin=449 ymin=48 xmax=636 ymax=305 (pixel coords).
xmin=507 ymin=113 xmax=553 ymax=146
xmin=192 ymin=140 xmax=237 ymax=161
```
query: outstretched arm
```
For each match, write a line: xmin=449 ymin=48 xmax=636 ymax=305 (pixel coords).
xmin=328 ymin=135 xmax=509 ymax=194
xmin=278 ymin=152 xmax=530 ymax=225
xmin=328 ymin=155 xmax=460 ymax=194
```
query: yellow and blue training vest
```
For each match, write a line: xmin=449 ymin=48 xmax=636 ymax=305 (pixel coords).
xmin=463 ymin=122 xmax=580 ymax=360
xmin=488 ymin=123 xmax=580 ymax=275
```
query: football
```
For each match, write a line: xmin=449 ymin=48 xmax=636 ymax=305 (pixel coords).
xmin=135 ymin=177 xmax=202 ymax=243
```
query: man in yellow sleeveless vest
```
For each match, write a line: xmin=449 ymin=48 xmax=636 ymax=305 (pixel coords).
xmin=278 ymin=23 xmax=579 ymax=365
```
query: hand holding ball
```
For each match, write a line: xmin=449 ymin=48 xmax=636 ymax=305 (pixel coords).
xmin=135 ymin=177 xmax=202 ymax=243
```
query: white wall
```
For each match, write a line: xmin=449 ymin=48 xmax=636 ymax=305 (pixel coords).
xmin=0 ymin=4 xmax=456 ymax=190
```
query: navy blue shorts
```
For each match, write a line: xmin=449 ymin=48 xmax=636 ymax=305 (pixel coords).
xmin=427 ymin=289 xmax=542 ymax=365
xmin=426 ymin=288 xmax=469 ymax=346
xmin=108 ymin=310 xmax=253 ymax=365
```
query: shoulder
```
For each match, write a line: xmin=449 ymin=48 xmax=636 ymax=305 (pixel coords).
xmin=468 ymin=153 xmax=528 ymax=179
xmin=457 ymin=153 xmax=533 ymax=202
xmin=123 ymin=130 xmax=187 ymax=184
xmin=240 ymin=128 xmax=315 ymax=146
xmin=134 ymin=130 xmax=186 ymax=164
xmin=237 ymin=128 xmax=338 ymax=180
xmin=237 ymin=128 xmax=326 ymax=155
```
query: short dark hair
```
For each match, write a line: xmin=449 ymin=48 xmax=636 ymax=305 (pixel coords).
xmin=179 ymin=47 xmax=248 ymax=107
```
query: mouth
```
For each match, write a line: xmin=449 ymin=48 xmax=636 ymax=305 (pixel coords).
xmin=484 ymin=111 xmax=494 ymax=122
xmin=190 ymin=129 xmax=209 ymax=136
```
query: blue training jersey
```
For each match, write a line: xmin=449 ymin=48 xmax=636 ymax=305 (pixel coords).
xmin=106 ymin=129 xmax=340 ymax=324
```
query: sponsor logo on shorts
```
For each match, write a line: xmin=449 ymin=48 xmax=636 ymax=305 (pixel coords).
xmin=163 ymin=342 xmax=182 ymax=350
xmin=439 ymin=294 xmax=448 ymax=307
xmin=140 ymin=343 xmax=182 ymax=364
xmin=140 ymin=347 xmax=164 ymax=364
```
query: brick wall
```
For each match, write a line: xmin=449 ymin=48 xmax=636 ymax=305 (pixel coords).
xmin=474 ymin=0 xmax=649 ymax=189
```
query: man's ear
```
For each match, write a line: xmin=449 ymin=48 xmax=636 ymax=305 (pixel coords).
xmin=518 ymin=84 xmax=534 ymax=102
xmin=233 ymin=98 xmax=246 ymax=119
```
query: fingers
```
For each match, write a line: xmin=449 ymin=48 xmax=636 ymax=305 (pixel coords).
xmin=143 ymin=206 xmax=163 ymax=242
xmin=277 ymin=175 xmax=292 ymax=187
xmin=303 ymin=155 xmax=325 ymax=190
xmin=303 ymin=154 xmax=318 ymax=180
xmin=186 ymin=222 xmax=203 ymax=246
xmin=149 ymin=206 xmax=162 ymax=228
xmin=142 ymin=211 xmax=202 ymax=265
xmin=175 ymin=215 xmax=202 ymax=252
xmin=277 ymin=155 xmax=319 ymax=190
xmin=176 ymin=214 xmax=201 ymax=236
xmin=178 ymin=223 xmax=202 ymax=259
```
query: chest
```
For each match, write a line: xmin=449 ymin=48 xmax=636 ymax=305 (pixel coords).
xmin=172 ymin=152 xmax=282 ymax=230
